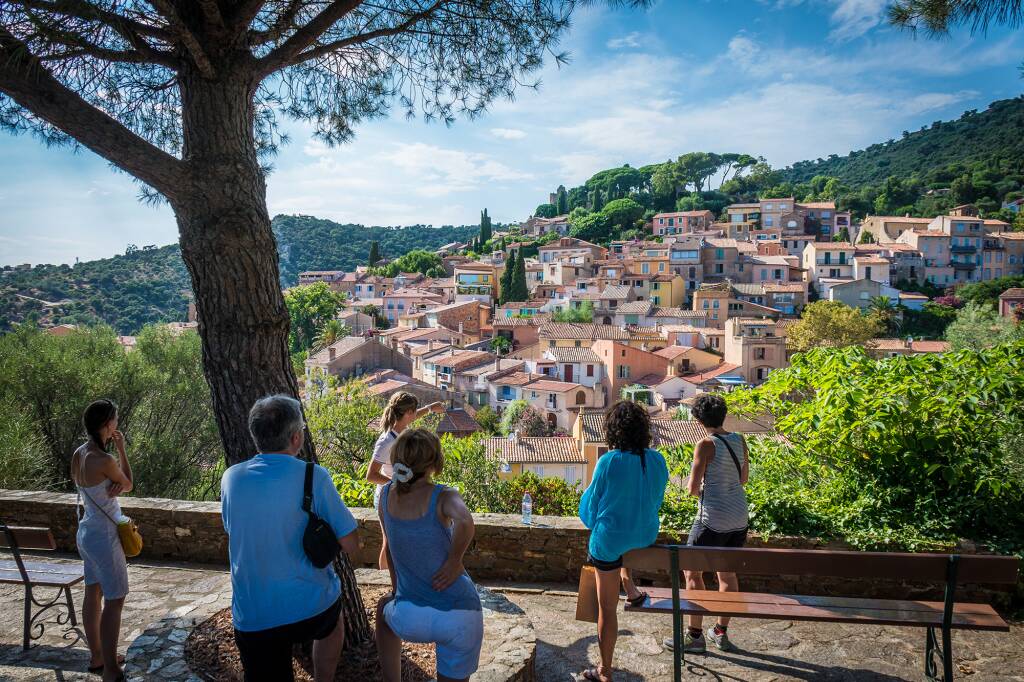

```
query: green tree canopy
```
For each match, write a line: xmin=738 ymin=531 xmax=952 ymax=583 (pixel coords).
xmin=787 ymin=301 xmax=884 ymax=352
xmin=945 ymin=301 xmax=1022 ymax=351
xmin=284 ymin=283 xmax=346 ymax=354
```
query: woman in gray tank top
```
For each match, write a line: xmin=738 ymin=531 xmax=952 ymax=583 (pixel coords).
xmin=674 ymin=394 xmax=749 ymax=655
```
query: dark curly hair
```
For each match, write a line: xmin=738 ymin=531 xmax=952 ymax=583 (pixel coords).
xmin=603 ymin=400 xmax=651 ymax=455
xmin=692 ymin=394 xmax=727 ymax=429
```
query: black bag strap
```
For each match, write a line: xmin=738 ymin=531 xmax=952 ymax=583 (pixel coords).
xmin=303 ymin=461 xmax=314 ymax=513
xmin=712 ymin=433 xmax=744 ymax=479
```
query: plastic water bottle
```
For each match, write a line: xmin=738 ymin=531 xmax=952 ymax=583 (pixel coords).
xmin=521 ymin=492 xmax=533 ymax=526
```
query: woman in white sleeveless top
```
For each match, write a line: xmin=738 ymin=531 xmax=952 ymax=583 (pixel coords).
xmin=676 ymin=394 xmax=749 ymax=655
xmin=72 ymin=399 xmax=134 ymax=682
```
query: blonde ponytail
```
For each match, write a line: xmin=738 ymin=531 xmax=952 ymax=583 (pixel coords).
xmin=381 ymin=391 xmax=419 ymax=432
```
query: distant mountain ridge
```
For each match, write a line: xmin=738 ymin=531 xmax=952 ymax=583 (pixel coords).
xmin=1 ymin=216 xmax=478 ymax=334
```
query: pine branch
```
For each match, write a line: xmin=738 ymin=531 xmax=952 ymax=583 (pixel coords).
xmin=257 ymin=0 xmax=365 ymax=75
xmin=147 ymin=0 xmax=217 ymax=77
xmin=0 ymin=27 xmax=186 ymax=199
xmin=284 ymin=0 xmax=445 ymax=67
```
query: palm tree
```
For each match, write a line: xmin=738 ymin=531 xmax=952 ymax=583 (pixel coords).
xmin=868 ymin=296 xmax=903 ymax=336
xmin=315 ymin=320 xmax=349 ymax=350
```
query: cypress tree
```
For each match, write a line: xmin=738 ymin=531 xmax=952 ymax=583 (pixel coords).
xmin=499 ymin=250 xmax=516 ymax=304
xmin=556 ymin=185 xmax=568 ymax=215
xmin=480 ymin=208 xmax=492 ymax=244
xmin=510 ymin=251 xmax=528 ymax=302
xmin=368 ymin=241 xmax=380 ymax=266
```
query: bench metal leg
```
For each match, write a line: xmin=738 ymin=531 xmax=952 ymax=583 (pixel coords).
xmin=22 ymin=583 xmax=78 ymax=650
xmin=925 ymin=627 xmax=953 ymax=681
xmin=670 ymin=547 xmax=682 ymax=682
xmin=23 ymin=584 xmax=31 ymax=651
xmin=924 ymin=555 xmax=959 ymax=681
xmin=63 ymin=586 xmax=77 ymax=627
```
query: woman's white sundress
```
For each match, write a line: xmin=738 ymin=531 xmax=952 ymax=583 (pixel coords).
xmin=76 ymin=450 xmax=129 ymax=599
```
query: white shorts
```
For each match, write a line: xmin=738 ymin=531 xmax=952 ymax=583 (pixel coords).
xmin=383 ymin=599 xmax=483 ymax=679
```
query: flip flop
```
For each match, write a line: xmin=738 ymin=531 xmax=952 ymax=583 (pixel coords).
xmin=626 ymin=591 xmax=649 ymax=607
xmin=580 ymin=668 xmax=612 ymax=682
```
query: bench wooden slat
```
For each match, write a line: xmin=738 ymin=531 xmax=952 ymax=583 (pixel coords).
xmin=0 ymin=560 xmax=84 ymax=576
xmin=626 ymin=589 xmax=1009 ymax=632
xmin=0 ymin=567 xmax=84 ymax=587
xmin=624 ymin=546 xmax=1019 ymax=584
xmin=0 ymin=527 xmax=56 ymax=551
xmin=636 ymin=588 xmax=1000 ymax=615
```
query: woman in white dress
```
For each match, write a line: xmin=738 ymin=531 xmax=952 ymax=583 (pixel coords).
xmin=72 ymin=399 xmax=134 ymax=682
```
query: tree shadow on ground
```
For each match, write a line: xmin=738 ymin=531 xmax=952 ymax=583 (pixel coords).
xmin=545 ymin=631 xmax=911 ymax=681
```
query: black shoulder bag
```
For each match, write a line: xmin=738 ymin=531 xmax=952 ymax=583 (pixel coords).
xmin=302 ymin=462 xmax=340 ymax=568
xmin=712 ymin=433 xmax=744 ymax=479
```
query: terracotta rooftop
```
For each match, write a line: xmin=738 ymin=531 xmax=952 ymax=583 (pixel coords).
xmin=491 ymin=371 xmax=536 ymax=386
xmin=999 ymin=288 xmax=1024 ymax=298
xmin=650 ymin=419 xmax=711 ymax=446
xmin=306 ymin=336 xmax=366 ymax=364
xmin=540 ymin=322 xmax=631 ymax=341
xmin=679 ymin=363 xmax=740 ymax=385
xmin=436 ymin=408 xmax=481 ymax=435
xmin=545 ymin=347 xmax=602 ymax=364
xmin=493 ymin=314 xmax=550 ymax=327
xmin=484 ymin=436 xmax=584 ymax=464
xmin=526 ymin=379 xmax=585 ymax=393
xmin=870 ymin=339 xmax=951 ymax=353
xmin=654 ymin=345 xmax=696 ymax=360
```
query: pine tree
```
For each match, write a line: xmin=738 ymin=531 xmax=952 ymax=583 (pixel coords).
xmin=368 ymin=241 xmax=381 ymax=266
xmin=499 ymin=250 xmax=516 ymax=304
xmin=480 ymin=208 xmax=492 ymax=244
xmin=556 ymin=185 xmax=569 ymax=215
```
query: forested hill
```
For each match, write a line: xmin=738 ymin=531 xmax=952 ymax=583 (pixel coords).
xmin=272 ymin=215 xmax=478 ymax=284
xmin=781 ymin=97 xmax=1024 ymax=187
xmin=1 ymin=217 xmax=477 ymax=334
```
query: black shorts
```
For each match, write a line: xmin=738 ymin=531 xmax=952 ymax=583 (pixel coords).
xmin=687 ymin=520 xmax=747 ymax=549
xmin=234 ymin=597 xmax=341 ymax=682
xmin=587 ymin=553 xmax=623 ymax=572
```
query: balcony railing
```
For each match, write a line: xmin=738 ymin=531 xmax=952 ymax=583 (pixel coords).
xmin=951 ymin=261 xmax=977 ymax=270
xmin=951 ymin=244 xmax=976 ymax=254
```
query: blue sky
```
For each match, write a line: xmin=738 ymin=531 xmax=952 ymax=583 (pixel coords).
xmin=1 ymin=0 xmax=1021 ymax=266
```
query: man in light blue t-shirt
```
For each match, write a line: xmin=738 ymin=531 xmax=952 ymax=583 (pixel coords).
xmin=222 ymin=395 xmax=360 ymax=682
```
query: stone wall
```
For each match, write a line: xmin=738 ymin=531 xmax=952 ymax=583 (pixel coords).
xmin=0 ymin=489 xmax=1015 ymax=607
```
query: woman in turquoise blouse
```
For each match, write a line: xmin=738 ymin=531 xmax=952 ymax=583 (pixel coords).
xmin=578 ymin=401 xmax=669 ymax=682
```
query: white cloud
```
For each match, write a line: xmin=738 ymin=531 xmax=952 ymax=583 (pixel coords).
xmin=490 ymin=127 xmax=527 ymax=140
xmin=828 ymin=0 xmax=889 ymax=41
xmin=607 ymin=32 xmax=642 ymax=49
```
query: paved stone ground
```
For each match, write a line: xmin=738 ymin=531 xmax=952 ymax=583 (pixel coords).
xmin=489 ymin=585 xmax=1024 ymax=681
xmin=1 ymin=555 xmax=1021 ymax=681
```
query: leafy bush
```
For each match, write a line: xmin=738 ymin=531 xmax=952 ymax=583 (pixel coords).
xmin=725 ymin=343 xmax=1024 ymax=553
xmin=0 ymin=324 xmax=223 ymax=498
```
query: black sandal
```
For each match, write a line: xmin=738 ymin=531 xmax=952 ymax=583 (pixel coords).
xmin=87 ymin=655 xmax=125 ymax=674
xmin=626 ymin=591 xmax=648 ymax=607
xmin=580 ymin=668 xmax=612 ymax=682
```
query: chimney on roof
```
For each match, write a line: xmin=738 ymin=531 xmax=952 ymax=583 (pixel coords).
xmin=905 ymin=335 xmax=913 ymax=348
xmin=328 ymin=346 xmax=336 ymax=361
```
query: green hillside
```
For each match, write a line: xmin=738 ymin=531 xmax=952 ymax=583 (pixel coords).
xmin=781 ymin=97 xmax=1024 ymax=188
xmin=273 ymin=215 xmax=478 ymax=284
xmin=1 ymin=217 xmax=477 ymax=334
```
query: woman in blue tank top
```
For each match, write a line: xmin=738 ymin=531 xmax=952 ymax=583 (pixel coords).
xmin=376 ymin=428 xmax=482 ymax=682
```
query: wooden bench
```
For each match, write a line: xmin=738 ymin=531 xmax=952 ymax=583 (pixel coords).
xmin=0 ymin=523 xmax=84 ymax=650
xmin=619 ymin=545 xmax=1019 ymax=682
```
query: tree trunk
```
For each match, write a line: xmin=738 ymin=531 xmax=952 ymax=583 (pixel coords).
xmin=173 ymin=69 xmax=370 ymax=645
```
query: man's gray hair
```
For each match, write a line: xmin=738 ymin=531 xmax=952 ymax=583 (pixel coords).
xmin=248 ymin=394 xmax=304 ymax=454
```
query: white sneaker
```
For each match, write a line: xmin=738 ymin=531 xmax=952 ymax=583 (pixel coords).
xmin=706 ymin=625 xmax=736 ymax=652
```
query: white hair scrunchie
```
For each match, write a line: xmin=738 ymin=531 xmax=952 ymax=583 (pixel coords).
xmin=392 ymin=462 xmax=414 ymax=483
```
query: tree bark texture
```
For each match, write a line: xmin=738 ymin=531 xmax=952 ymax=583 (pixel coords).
xmin=173 ymin=70 xmax=312 ymax=466
xmin=173 ymin=70 xmax=370 ymax=644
